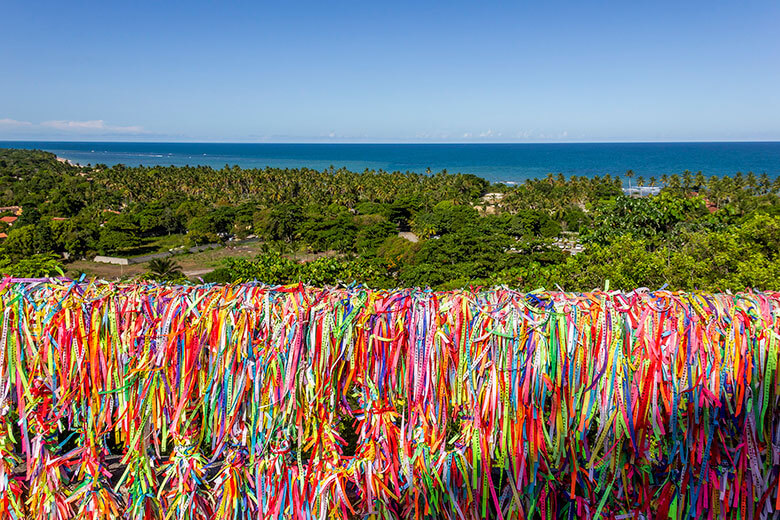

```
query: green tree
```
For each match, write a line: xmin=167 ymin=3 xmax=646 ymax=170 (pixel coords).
xmin=267 ymin=204 xmax=303 ymax=243
xmin=1 ymin=225 xmax=36 ymax=258
xmin=186 ymin=216 xmax=221 ymax=246
xmin=17 ymin=206 xmax=41 ymax=227
xmin=98 ymin=214 xmax=141 ymax=254
xmin=0 ymin=253 xmax=64 ymax=277
xmin=355 ymin=219 xmax=396 ymax=257
xmin=33 ymin=221 xmax=56 ymax=254
xmin=298 ymin=205 xmax=357 ymax=252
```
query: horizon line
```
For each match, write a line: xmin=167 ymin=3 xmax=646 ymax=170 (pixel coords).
xmin=2 ymin=139 xmax=780 ymax=145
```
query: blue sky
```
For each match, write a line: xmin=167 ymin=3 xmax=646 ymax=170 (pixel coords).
xmin=1 ymin=1 xmax=778 ymax=142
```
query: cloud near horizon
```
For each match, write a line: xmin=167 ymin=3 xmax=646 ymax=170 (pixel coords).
xmin=0 ymin=118 xmax=33 ymax=127
xmin=0 ymin=117 xmax=147 ymax=136
xmin=41 ymin=119 xmax=145 ymax=133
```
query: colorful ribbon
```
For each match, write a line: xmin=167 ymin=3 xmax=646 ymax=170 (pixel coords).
xmin=0 ymin=279 xmax=778 ymax=519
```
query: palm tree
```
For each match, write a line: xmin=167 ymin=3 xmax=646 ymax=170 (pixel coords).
xmin=759 ymin=172 xmax=770 ymax=194
xmin=147 ymin=258 xmax=183 ymax=281
xmin=746 ymin=172 xmax=757 ymax=193
xmin=682 ymin=170 xmax=693 ymax=190
xmin=625 ymin=169 xmax=635 ymax=188
xmin=694 ymin=171 xmax=705 ymax=190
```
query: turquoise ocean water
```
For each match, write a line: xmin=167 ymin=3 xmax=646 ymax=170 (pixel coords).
xmin=2 ymin=141 xmax=779 ymax=184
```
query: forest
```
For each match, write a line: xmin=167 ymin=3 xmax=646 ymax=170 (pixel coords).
xmin=1 ymin=147 xmax=779 ymax=290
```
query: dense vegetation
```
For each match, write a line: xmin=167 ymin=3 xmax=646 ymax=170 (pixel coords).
xmin=2 ymin=147 xmax=779 ymax=290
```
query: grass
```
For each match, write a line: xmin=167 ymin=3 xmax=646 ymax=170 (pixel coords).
xmin=67 ymin=239 xmax=341 ymax=281
xmin=68 ymin=240 xmax=267 ymax=280
xmin=111 ymin=234 xmax=191 ymax=258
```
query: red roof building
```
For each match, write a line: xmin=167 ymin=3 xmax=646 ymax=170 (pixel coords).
xmin=0 ymin=206 xmax=22 ymax=215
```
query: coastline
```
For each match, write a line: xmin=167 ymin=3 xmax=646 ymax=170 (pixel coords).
xmin=5 ymin=141 xmax=779 ymax=182
xmin=56 ymin=156 xmax=79 ymax=167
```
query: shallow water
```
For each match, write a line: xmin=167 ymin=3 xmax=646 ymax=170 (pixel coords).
xmin=3 ymin=141 xmax=779 ymax=183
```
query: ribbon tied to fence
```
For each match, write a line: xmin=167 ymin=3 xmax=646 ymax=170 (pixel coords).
xmin=0 ymin=279 xmax=778 ymax=519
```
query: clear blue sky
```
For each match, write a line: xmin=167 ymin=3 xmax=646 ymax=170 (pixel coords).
xmin=1 ymin=1 xmax=778 ymax=142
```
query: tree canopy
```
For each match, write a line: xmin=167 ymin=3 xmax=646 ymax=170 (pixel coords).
xmin=2 ymin=147 xmax=779 ymax=291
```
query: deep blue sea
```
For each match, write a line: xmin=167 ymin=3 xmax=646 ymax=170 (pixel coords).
xmin=3 ymin=141 xmax=779 ymax=184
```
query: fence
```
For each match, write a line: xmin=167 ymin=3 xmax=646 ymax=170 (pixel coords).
xmin=0 ymin=280 xmax=778 ymax=519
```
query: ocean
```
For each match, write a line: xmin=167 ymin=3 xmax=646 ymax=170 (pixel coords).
xmin=2 ymin=141 xmax=779 ymax=184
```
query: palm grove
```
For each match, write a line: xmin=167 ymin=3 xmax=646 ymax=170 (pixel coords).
xmin=1 ymin=147 xmax=779 ymax=290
